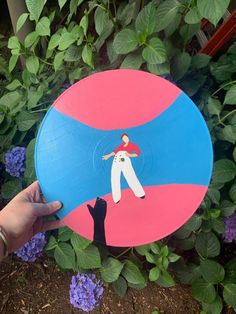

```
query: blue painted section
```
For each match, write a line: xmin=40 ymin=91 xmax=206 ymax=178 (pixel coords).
xmin=35 ymin=92 xmax=213 ymax=219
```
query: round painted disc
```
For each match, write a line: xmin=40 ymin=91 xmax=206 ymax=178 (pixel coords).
xmin=35 ymin=69 xmax=213 ymax=247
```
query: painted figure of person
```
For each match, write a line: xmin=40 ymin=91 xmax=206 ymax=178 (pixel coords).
xmin=102 ymin=133 xmax=145 ymax=203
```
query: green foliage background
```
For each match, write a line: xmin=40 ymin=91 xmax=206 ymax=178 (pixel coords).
xmin=0 ymin=0 xmax=236 ymax=313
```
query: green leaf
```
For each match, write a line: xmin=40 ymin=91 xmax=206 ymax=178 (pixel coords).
xmin=212 ymin=159 xmax=236 ymax=183
xmin=207 ymin=97 xmax=221 ymax=116
xmin=156 ymin=0 xmax=181 ymax=32
xmin=53 ymin=51 xmax=64 ymax=71
xmin=94 ymin=20 xmax=114 ymax=52
xmin=184 ymin=7 xmax=201 ymax=24
xmin=16 ymin=110 xmax=36 ymax=131
xmin=229 ymin=184 xmax=236 ymax=202
xmin=27 ymin=87 xmax=44 ymax=109
xmin=184 ymin=214 xmax=202 ymax=231
xmin=142 ymin=37 xmax=166 ymax=64
xmin=180 ymin=23 xmax=200 ymax=42
xmin=145 ymin=252 xmax=157 ymax=264
xmin=234 ymin=147 xmax=236 ymax=162
xmin=107 ymin=40 xmax=119 ymax=63
xmin=69 ymin=67 xmax=82 ymax=83
xmin=8 ymin=36 xmax=20 ymax=49
xmin=117 ymin=2 xmax=136 ymax=26
xmin=16 ymin=13 xmax=29 ymax=32
xmin=26 ymin=56 xmax=39 ymax=75
xmin=164 ymin=12 xmax=181 ymax=37
xmin=200 ymin=259 xmax=225 ymax=283
xmin=202 ymin=295 xmax=223 ymax=314
xmin=80 ymin=14 xmax=88 ymax=35
xmin=100 ymin=258 xmax=124 ymax=283
xmin=1 ymin=179 xmax=22 ymax=199
xmin=9 ymin=55 xmax=19 ymax=72
xmin=220 ymin=200 xmax=236 ymax=217
xmin=207 ymin=188 xmax=220 ymax=205
xmin=112 ymin=276 xmax=127 ymax=297
xmin=122 ymin=260 xmax=145 ymax=285
xmin=223 ymin=284 xmax=236 ymax=308
xmin=224 ymin=258 xmax=236 ymax=284
xmin=156 ymin=270 xmax=175 ymax=287
xmin=26 ymin=0 xmax=45 ymax=22
xmin=135 ymin=244 xmax=150 ymax=256
xmin=150 ymin=242 xmax=160 ymax=254
xmin=0 ymin=91 xmax=22 ymax=112
xmin=6 ymin=79 xmax=22 ymax=91
xmin=113 ymin=29 xmax=138 ymax=54
xmin=70 ymin=232 xmax=91 ymax=251
xmin=147 ymin=62 xmax=170 ymax=75
xmin=58 ymin=32 xmax=77 ymax=51
xmin=171 ymin=52 xmax=191 ymax=81
xmin=36 ymin=17 xmax=50 ymax=36
xmin=218 ymin=125 xmax=236 ymax=144
xmin=64 ymin=45 xmax=81 ymax=62
xmin=58 ymin=226 xmax=73 ymax=242
xmin=24 ymin=31 xmax=39 ymax=48
xmin=224 ymin=85 xmax=236 ymax=105
xmin=168 ymin=253 xmax=180 ymax=263
xmin=192 ymin=54 xmax=211 ymax=69
xmin=45 ymin=235 xmax=58 ymax=251
xmin=174 ymin=226 xmax=192 ymax=239
xmin=76 ymin=244 xmax=101 ymax=269
xmin=197 ymin=0 xmax=230 ymax=26
xmin=149 ymin=267 xmax=160 ymax=281
xmin=135 ymin=3 xmax=157 ymax=35
xmin=128 ymin=280 xmax=147 ymax=289
xmin=120 ymin=53 xmax=143 ymax=70
xmin=82 ymin=44 xmax=93 ymax=68
xmin=94 ymin=7 xmax=109 ymax=35
xmin=54 ymin=242 xmax=76 ymax=269
xmin=48 ymin=34 xmax=61 ymax=50
xmin=58 ymin=0 xmax=67 ymax=10
xmin=24 ymin=138 xmax=36 ymax=181
xmin=192 ymin=278 xmax=216 ymax=303
xmin=195 ymin=232 xmax=220 ymax=258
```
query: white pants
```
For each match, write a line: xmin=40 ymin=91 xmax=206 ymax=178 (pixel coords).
xmin=111 ymin=151 xmax=145 ymax=203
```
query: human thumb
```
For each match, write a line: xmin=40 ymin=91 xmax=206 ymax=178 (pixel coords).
xmin=33 ymin=201 xmax=62 ymax=217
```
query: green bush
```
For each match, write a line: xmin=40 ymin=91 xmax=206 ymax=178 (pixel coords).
xmin=0 ymin=1 xmax=236 ymax=312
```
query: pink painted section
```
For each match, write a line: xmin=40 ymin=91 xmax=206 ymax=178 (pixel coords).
xmin=63 ymin=184 xmax=208 ymax=247
xmin=54 ymin=70 xmax=180 ymax=130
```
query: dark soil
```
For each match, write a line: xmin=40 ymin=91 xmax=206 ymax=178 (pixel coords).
xmin=0 ymin=255 xmax=201 ymax=314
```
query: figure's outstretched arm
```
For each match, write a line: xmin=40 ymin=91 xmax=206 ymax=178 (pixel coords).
xmin=102 ymin=152 xmax=115 ymax=160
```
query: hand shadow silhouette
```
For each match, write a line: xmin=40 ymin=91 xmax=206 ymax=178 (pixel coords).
xmin=87 ymin=197 xmax=107 ymax=245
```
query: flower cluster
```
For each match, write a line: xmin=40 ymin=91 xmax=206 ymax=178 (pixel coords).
xmin=4 ymin=146 xmax=26 ymax=177
xmin=15 ymin=232 xmax=46 ymax=262
xmin=69 ymin=272 xmax=104 ymax=312
xmin=223 ymin=213 xmax=236 ymax=243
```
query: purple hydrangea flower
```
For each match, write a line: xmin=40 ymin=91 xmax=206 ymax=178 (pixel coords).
xmin=223 ymin=213 xmax=236 ymax=243
xmin=4 ymin=146 xmax=26 ymax=177
xmin=15 ymin=232 xmax=46 ymax=262
xmin=69 ymin=272 xmax=104 ymax=312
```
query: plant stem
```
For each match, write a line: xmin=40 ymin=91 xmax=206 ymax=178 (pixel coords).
xmin=212 ymin=80 xmax=236 ymax=96
xmin=111 ymin=247 xmax=132 ymax=259
xmin=220 ymin=109 xmax=236 ymax=123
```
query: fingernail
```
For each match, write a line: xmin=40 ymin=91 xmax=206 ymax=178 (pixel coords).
xmin=54 ymin=201 xmax=62 ymax=209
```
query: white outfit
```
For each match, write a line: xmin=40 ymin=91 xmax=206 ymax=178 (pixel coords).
xmin=111 ymin=150 xmax=145 ymax=203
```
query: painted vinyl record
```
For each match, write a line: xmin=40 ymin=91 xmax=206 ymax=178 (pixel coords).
xmin=35 ymin=69 xmax=213 ymax=247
